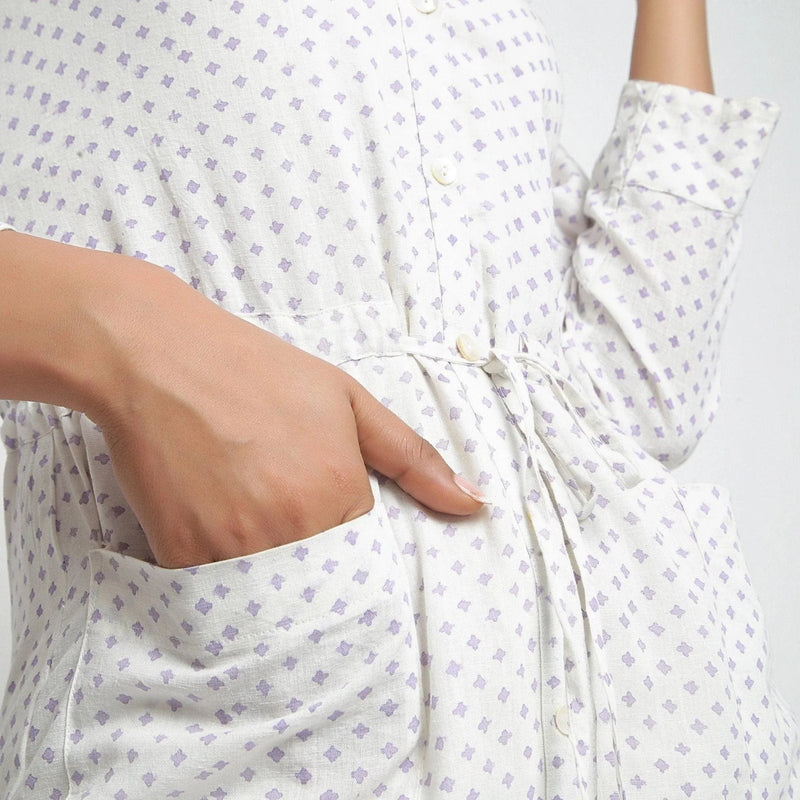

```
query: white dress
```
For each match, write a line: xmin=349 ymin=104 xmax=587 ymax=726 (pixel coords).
xmin=1 ymin=1 xmax=796 ymax=798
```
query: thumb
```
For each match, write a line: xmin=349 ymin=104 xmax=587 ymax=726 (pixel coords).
xmin=349 ymin=381 xmax=486 ymax=516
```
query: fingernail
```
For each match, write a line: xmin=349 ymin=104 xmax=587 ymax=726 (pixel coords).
xmin=453 ymin=474 xmax=488 ymax=504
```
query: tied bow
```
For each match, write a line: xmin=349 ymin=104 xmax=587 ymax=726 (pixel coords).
xmin=479 ymin=337 xmax=644 ymax=522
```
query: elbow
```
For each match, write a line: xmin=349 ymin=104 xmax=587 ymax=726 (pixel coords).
xmin=562 ymin=329 xmax=723 ymax=469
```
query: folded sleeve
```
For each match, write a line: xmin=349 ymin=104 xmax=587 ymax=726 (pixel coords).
xmin=558 ymin=80 xmax=780 ymax=466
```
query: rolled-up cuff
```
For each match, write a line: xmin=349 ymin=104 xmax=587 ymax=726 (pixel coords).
xmin=593 ymin=80 xmax=781 ymax=215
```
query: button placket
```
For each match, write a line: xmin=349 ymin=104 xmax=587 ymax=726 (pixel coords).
xmin=398 ymin=4 xmax=471 ymax=342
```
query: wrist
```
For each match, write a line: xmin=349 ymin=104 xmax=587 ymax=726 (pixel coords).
xmin=0 ymin=232 xmax=192 ymax=424
xmin=74 ymin=250 xmax=218 ymax=430
xmin=0 ymin=232 xmax=112 ymax=415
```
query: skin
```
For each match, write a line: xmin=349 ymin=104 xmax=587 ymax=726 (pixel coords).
xmin=0 ymin=1 xmax=713 ymax=567
xmin=0 ymin=234 xmax=485 ymax=567
xmin=630 ymin=0 xmax=714 ymax=93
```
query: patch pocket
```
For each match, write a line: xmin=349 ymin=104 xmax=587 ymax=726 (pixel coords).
xmin=65 ymin=504 xmax=422 ymax=800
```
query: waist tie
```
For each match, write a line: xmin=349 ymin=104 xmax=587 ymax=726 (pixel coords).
xmin=408 ymin=334 xmax=639 ymax=799
xmin=404 ymin=334 xmax=646 ymax=522
xmin=404 ymin=334 xmax=639 ymax=796
xmin=481 ymin=339 xmax=641 ymax=799
xmin=484 ymin=342 xmax=645 ymax=521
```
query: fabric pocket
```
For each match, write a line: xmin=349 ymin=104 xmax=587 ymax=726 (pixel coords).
xmin=64 ymin=503 xmax=422 ymax=800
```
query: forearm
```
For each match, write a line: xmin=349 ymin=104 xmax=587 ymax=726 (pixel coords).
xmin=629 ymin=0 xmax=714 ymax=93
xmin=0 ymin=231 xmax=189 ymax=422
xmin=1 ymin=229 xmax=484 ymax=568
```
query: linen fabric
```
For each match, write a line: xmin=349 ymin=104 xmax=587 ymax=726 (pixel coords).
xmin=0 ymin=1 xmax=796 ymax=798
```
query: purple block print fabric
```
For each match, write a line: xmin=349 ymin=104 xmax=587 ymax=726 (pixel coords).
xmin=0 ymin=1 xmax=797 ymax=798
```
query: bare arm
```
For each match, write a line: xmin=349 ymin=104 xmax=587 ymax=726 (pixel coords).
xmin=629 ymin=0 xmax=714 ymax=93
xmin=0 ymin=231 xmax=483 ymax=566
xmin=0 ymin=230 xmax=122 ymax=417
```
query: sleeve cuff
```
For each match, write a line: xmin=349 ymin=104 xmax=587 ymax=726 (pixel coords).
xmin=593 ymin=80 xmax=781 ymax=215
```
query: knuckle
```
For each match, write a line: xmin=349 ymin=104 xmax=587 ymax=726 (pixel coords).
xmin=402 ymin=434 xmax=438 ymax=471
xmin=326 ymin=460 xmax=360 ymax=493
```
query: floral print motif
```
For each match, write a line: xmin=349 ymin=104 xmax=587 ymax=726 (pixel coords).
xmin=1 ymin=2 xmax=795 ymax=798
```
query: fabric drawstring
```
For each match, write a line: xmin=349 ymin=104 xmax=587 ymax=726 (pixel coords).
xmin=401 ymin=333 xmax=646 ymax=521
xmin=480 ymin=338 xmax=644 ymax=522
xmin=482 ymin=339 xmax=638 ymax=800
xmin=405 ymin=334 xmax=641 ymax=799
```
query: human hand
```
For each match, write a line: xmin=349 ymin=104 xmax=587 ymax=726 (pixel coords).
xmin=92 ymin=262 xmax=484 ymax=568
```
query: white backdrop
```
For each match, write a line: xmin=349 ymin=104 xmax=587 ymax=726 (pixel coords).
xmin=2 ymin=0 xmax=798 ymax=718
xmin=536 ymin=0 xmax=800 ymax=717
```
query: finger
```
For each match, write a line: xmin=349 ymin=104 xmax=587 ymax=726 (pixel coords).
xmin=349 ymin=382 xmax=486 ymax=516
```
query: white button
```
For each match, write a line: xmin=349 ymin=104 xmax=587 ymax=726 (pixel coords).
xmin=430 ymin=156 xmax=457 ymax=186
xmin=456 ymin=333 xmax=482 ymax=362
xmin=413 ymin=0 xmax=437 ymax=12
xmin=554 ymin=705 xmax=570 ymax=736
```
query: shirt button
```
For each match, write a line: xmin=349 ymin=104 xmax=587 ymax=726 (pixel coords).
xmin=554 ymin=705 xmax=570 ymax=736
xmin=431 ymin=156 xmax=457 ymax=186
xmin=456 ymin=333 xmax=482 ymax=362
xmin=412 ymin=0 xmax=437 ymax=12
